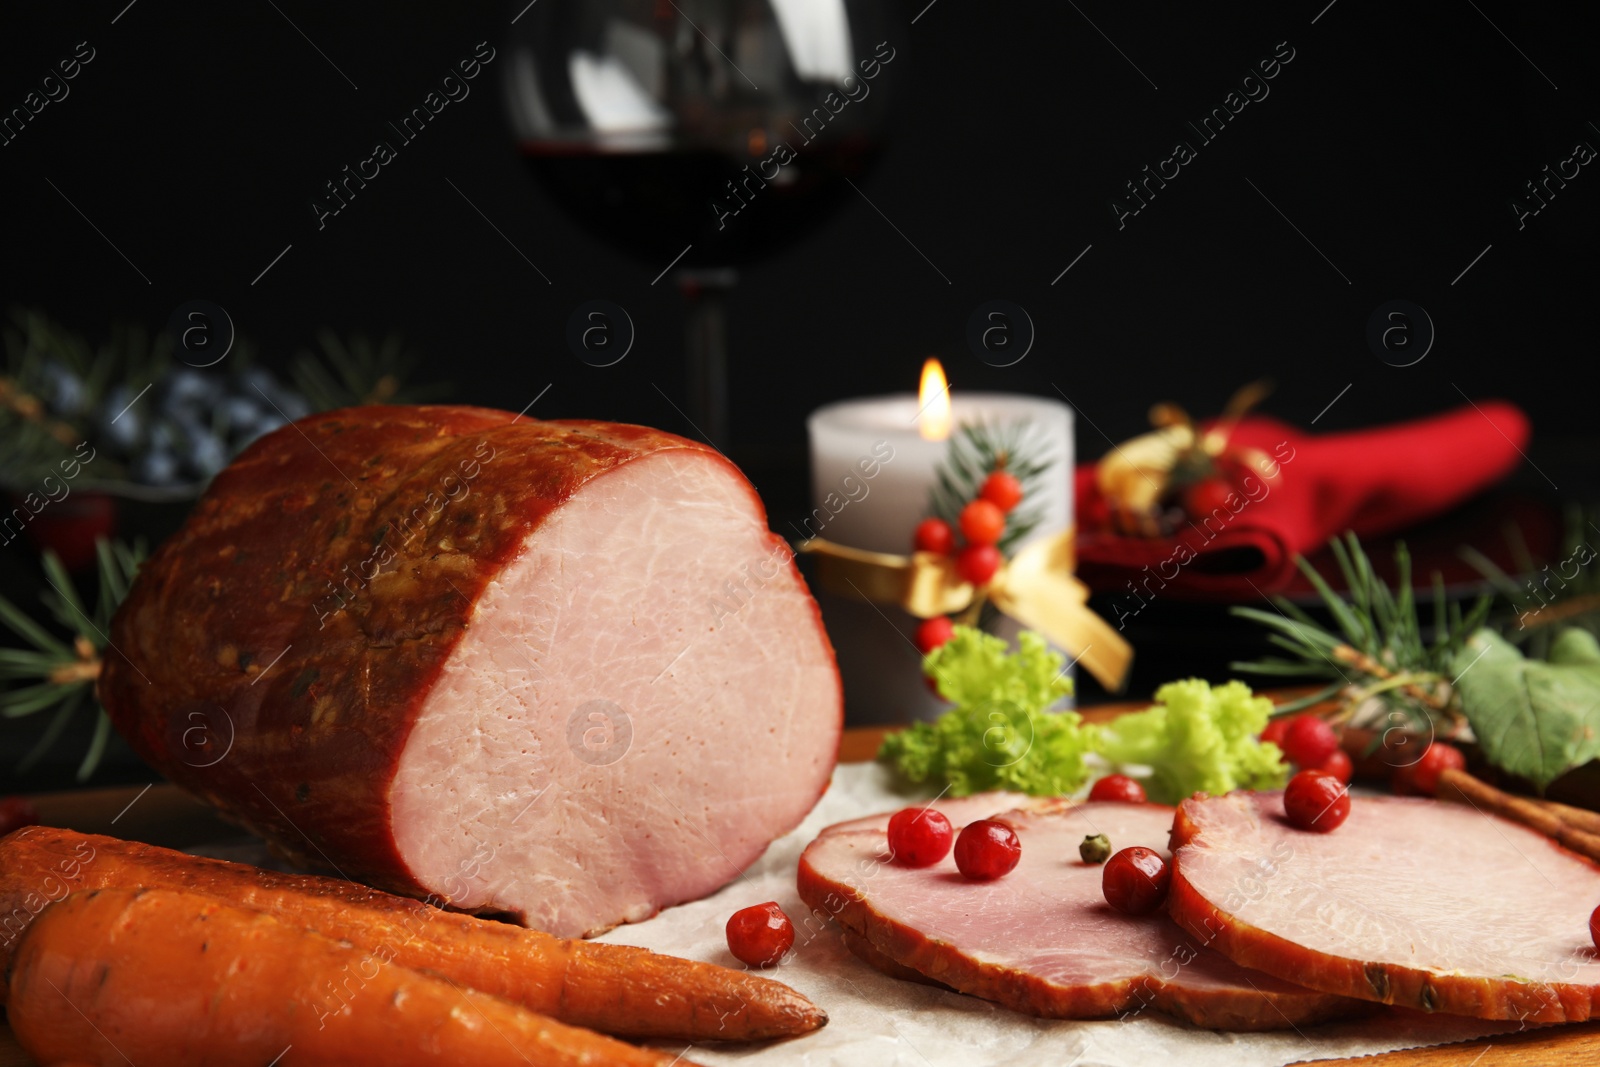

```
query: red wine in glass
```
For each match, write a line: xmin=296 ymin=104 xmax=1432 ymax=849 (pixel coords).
xmin=503 ymin=0 xmax=900 ymax=438
xmin=518 ymin=136 xmax=880 ymax=268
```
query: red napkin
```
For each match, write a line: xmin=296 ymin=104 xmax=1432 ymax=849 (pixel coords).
xmin=1073 ymin=401 xmax=1531 ymax=602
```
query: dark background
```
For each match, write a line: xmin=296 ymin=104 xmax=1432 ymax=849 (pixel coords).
xmin=2 ymin=1 xmax=1597 ymax=782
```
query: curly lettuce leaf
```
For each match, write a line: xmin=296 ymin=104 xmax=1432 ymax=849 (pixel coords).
xmin=878 ymin=627 xmax=1092 ymax=796
xmin=1096 ymin=678 xmax=1289 ymax=805
xmin=924 ymin=625 xmax=1072 ymax=712
xmin=878 ymin=629 xmax=1290 ymax=802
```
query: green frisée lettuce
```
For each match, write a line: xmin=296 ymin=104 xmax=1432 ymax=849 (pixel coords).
xmin=880 ymin=628 xmax=1092 ymax=796
xmin=924 ymin=625 xmax=1073 ymax=717
xmin=878 ymin=627 xmax=1290 ymax=802
xmin=1096 ymin=678 xmax=1289 ymax=804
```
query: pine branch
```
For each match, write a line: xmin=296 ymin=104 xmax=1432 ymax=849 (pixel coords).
xmin=927 ymin=419 xmax=1057 ymax=555
xmin=290 ymin=329 xmax=452 ymax=411
xmin=2 ymin=306 xmax=174 ymax=483
xmin=1464 ymin=503 xmax=1600 ymax=657
xmin=0 ymin=538 xmax=144 ymax=780
xmin=1231 ymin=533 xmax=1490 ymax=731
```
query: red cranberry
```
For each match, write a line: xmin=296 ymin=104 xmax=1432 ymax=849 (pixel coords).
xmin=1284 ymin=769 xmax=1351 ymax=832
xmin=725 ymin=902 xmax=795 ymax=967
xmin=1102 ymin=847 xmax=1171 ymax=915
xmin=887 ymin=807 xmax=954 ymax=868
xmin=1088 ymin=775 xmax=1147 ymax=804
xmin=953 ymin=819 xmax=1021 ymax=881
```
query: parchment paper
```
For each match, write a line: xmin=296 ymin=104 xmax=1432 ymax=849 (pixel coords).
xmin=592 ymin=763 xmax=1519 ymax=1067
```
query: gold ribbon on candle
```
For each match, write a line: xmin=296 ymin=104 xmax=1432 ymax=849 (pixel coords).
xmin=797 ymin=529 xmax=1133 ymax=692
xmin=1098 ymin=380 xmax=1283 ymax=537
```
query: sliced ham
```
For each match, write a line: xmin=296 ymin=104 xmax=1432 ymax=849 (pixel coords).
xmin=797 ymin=794 xmax=1357 ymax=1029
xmin=816 ymin=792 xmax=1039 ymax=838
xmin=99 ymin=407 xmax=841 ymax=938
xmin=841 ymin=928 xmax=952 ymax=988
xmin=1168 ymin=791 xmax=1600 ymax=1022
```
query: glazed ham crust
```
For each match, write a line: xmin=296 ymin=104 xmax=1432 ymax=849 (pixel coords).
xmin=1168 ymin=791 xmax=1600 ymax=1022
xmin=98 ymin=406 xmax=841 ymax=936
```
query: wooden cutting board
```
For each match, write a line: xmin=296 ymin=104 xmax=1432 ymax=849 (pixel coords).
xmin=5 ymin=709 xmax=1599 ymax=1066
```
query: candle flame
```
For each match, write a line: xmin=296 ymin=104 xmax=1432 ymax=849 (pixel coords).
xmin=918 ymin=358 xmax=951 ymax=442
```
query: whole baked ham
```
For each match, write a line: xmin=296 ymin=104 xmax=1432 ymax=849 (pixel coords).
xmin=797 ymin=795 xmax=1357 ymax=1029
xmin=1168 ymin=791 xmax=1600 ymax=1022
xmin=98 ymin=406 xmax=841 ymax=937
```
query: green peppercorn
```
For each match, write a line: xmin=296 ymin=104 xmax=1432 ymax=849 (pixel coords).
xmin=1079 ymin=833 xmax=1112 ymax=865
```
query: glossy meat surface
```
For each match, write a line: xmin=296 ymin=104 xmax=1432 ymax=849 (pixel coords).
xmin=1169 ymin=791 xmax=1600 ymax=1021
xmin=799 ymin=795 xmax=1356 ymax=1029
xmin=99 ymin=406 xmax=841 ymax=936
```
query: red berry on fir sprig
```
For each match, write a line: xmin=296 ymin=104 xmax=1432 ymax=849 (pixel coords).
xmin=955 ymin=544 xmax=1001 ymax=585
xmin=959 ymin=500 xmax=1006 ymax=546
xmin=980 ymin=471 xmax=1024 ymax=513
xmin=915 ymin=616 xmax=955 ymax=654
xmin=909 ymin=462 xmax=1028 ymax=584
xmin=914 ymin=517 xmax=956 ymax=555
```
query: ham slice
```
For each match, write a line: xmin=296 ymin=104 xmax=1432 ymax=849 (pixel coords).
xmin=1168 ymin=791 xmax=1600 ymax=1022
xmin=816 ymin=792 xmax=1039 ymax=838
xmin=99 ymin=407 xmax=841 ymax=937
xmin=797 ymin=795 xmax=1357 ymax=1029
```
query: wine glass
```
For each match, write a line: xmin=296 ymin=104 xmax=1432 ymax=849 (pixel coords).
xmin=503 ymin=0 xmax=901 ymax=443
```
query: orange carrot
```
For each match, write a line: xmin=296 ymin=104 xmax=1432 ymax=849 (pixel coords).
xmin=9 ymin=888 xmax=705 ymax=1067
xmin=0 ymin=826 xmax=823 ymax=1041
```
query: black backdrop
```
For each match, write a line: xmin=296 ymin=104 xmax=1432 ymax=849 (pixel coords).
xmin=4 ymin=1 xmax=1595 ymax=481
xmin=1 ymin=2 xmax=1597 ymax=764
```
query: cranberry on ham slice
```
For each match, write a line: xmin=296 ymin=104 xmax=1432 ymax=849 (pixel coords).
xmin=798 ymin=794 xmax=1357 ymax=1029
xmin=818 ymin=793 xmax=1040 ymax=839
xmin=1168 ymin=791 xmax=1600 ymax=1022
xmin=99 ymin=407 xmax=841 ymax=937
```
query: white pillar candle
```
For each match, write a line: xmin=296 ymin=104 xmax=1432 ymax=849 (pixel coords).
xmin=805 ymin=383 xmax=1074 ymax=725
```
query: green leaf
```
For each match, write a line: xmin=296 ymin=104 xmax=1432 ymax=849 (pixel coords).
xmin=1453 ymin=628 xmax=1600 ymax=791
xmin=1550 ymin=628 xmax=1600 ymax=667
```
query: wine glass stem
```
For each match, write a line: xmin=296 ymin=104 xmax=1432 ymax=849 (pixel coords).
xmin=679 ymin=269 xmax=736 ymax=448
